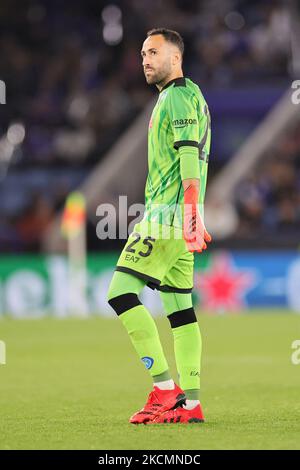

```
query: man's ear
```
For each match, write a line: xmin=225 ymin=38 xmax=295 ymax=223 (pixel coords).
xmin=172 ymin=51 xmax=181 ymax=66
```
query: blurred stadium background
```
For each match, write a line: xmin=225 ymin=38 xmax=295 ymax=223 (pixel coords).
xmin=0 ymin=0 xmax=300 ymax=450
xmin=0 ymin=0 xmax=300 ymax=317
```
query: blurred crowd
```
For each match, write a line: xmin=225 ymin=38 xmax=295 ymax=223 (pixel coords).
xmin=0 ymin=0 xmax=292 ymax=251
xmin=234 ymin=122 xmax=300 ymax=241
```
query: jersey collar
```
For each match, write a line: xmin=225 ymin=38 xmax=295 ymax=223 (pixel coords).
xmin=160 ymin=77 xmax=186 ymax=92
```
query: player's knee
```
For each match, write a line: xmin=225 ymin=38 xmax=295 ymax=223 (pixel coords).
xmin=160 ymin=291 xmax=193 ymax=316
xmin=167 ymin=307 xmax=197 ymax=328
xmin=108 ymin=293 xmax=142 ymax=316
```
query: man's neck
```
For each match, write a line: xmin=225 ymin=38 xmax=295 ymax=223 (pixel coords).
xmin=156 ymin=71 xmax=184 ymax=92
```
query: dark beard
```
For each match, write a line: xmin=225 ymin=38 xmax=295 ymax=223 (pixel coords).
xmin=145 ymin=70 xmax=168 ymax=87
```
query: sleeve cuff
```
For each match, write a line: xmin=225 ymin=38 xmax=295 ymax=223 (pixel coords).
xmin=174 ymin=140 xmax=199 ymax=150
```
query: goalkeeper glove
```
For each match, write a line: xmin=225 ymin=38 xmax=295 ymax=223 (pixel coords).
xmin=183 ymin=185 xmax=212 ymax=253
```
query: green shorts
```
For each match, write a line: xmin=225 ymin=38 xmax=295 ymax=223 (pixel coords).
xmin=115 ymin=220 xmax=194 ymax=293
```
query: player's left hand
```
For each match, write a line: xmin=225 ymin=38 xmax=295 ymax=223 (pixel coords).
xmin=183 ymin=204 xmax=212 ymax=253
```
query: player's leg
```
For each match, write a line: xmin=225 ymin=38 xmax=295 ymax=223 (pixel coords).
xmin=150 ymin=290 xmax=205 ymax=424
xmin=107 ymin=270 xmax=170 ymax=381
xmin=148 ymin=246 xmax=205 ymax=424
xmin=159 ymin=291 xmax=202 ymax=404
xmin=108 ymin=221 xmax=189 ymax=423
xmin=107 ymin=270 xmax=185 ymax=424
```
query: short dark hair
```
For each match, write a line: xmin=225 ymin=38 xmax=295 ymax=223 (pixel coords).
xmin=147 ymin=28 xmax=184 ymax=58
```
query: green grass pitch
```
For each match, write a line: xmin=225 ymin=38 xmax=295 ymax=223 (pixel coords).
xmin=0 ymin=311 xmax=300 ymax=450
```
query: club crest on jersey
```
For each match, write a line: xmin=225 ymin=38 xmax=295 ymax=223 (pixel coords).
xmin=141 ymin=356 xmax=154 ymax=369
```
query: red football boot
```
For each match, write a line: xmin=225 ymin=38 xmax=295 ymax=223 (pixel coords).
xmin=150 ymin=403 xmax=205 ymax=424
xmin=129 ymin=384 xmax=186 ymax=424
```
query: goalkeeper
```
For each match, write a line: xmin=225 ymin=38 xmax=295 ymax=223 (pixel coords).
xmin=107 ymin=28 xmax=211 ymax=424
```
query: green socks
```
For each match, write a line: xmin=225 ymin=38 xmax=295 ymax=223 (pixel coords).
xmin=159 ymin=291 xmax=202 ymax=399
xmin=108 ymin=272 xmax=202 ymax=398
xmin=118 ymin=304 xmax=170 ymax=378
xmin=172 ymin=322 xmax=202 ymax=394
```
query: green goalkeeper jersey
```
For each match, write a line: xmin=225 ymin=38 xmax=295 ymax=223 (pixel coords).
xmin=144 ymin=76 xmax=211 ymax=228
